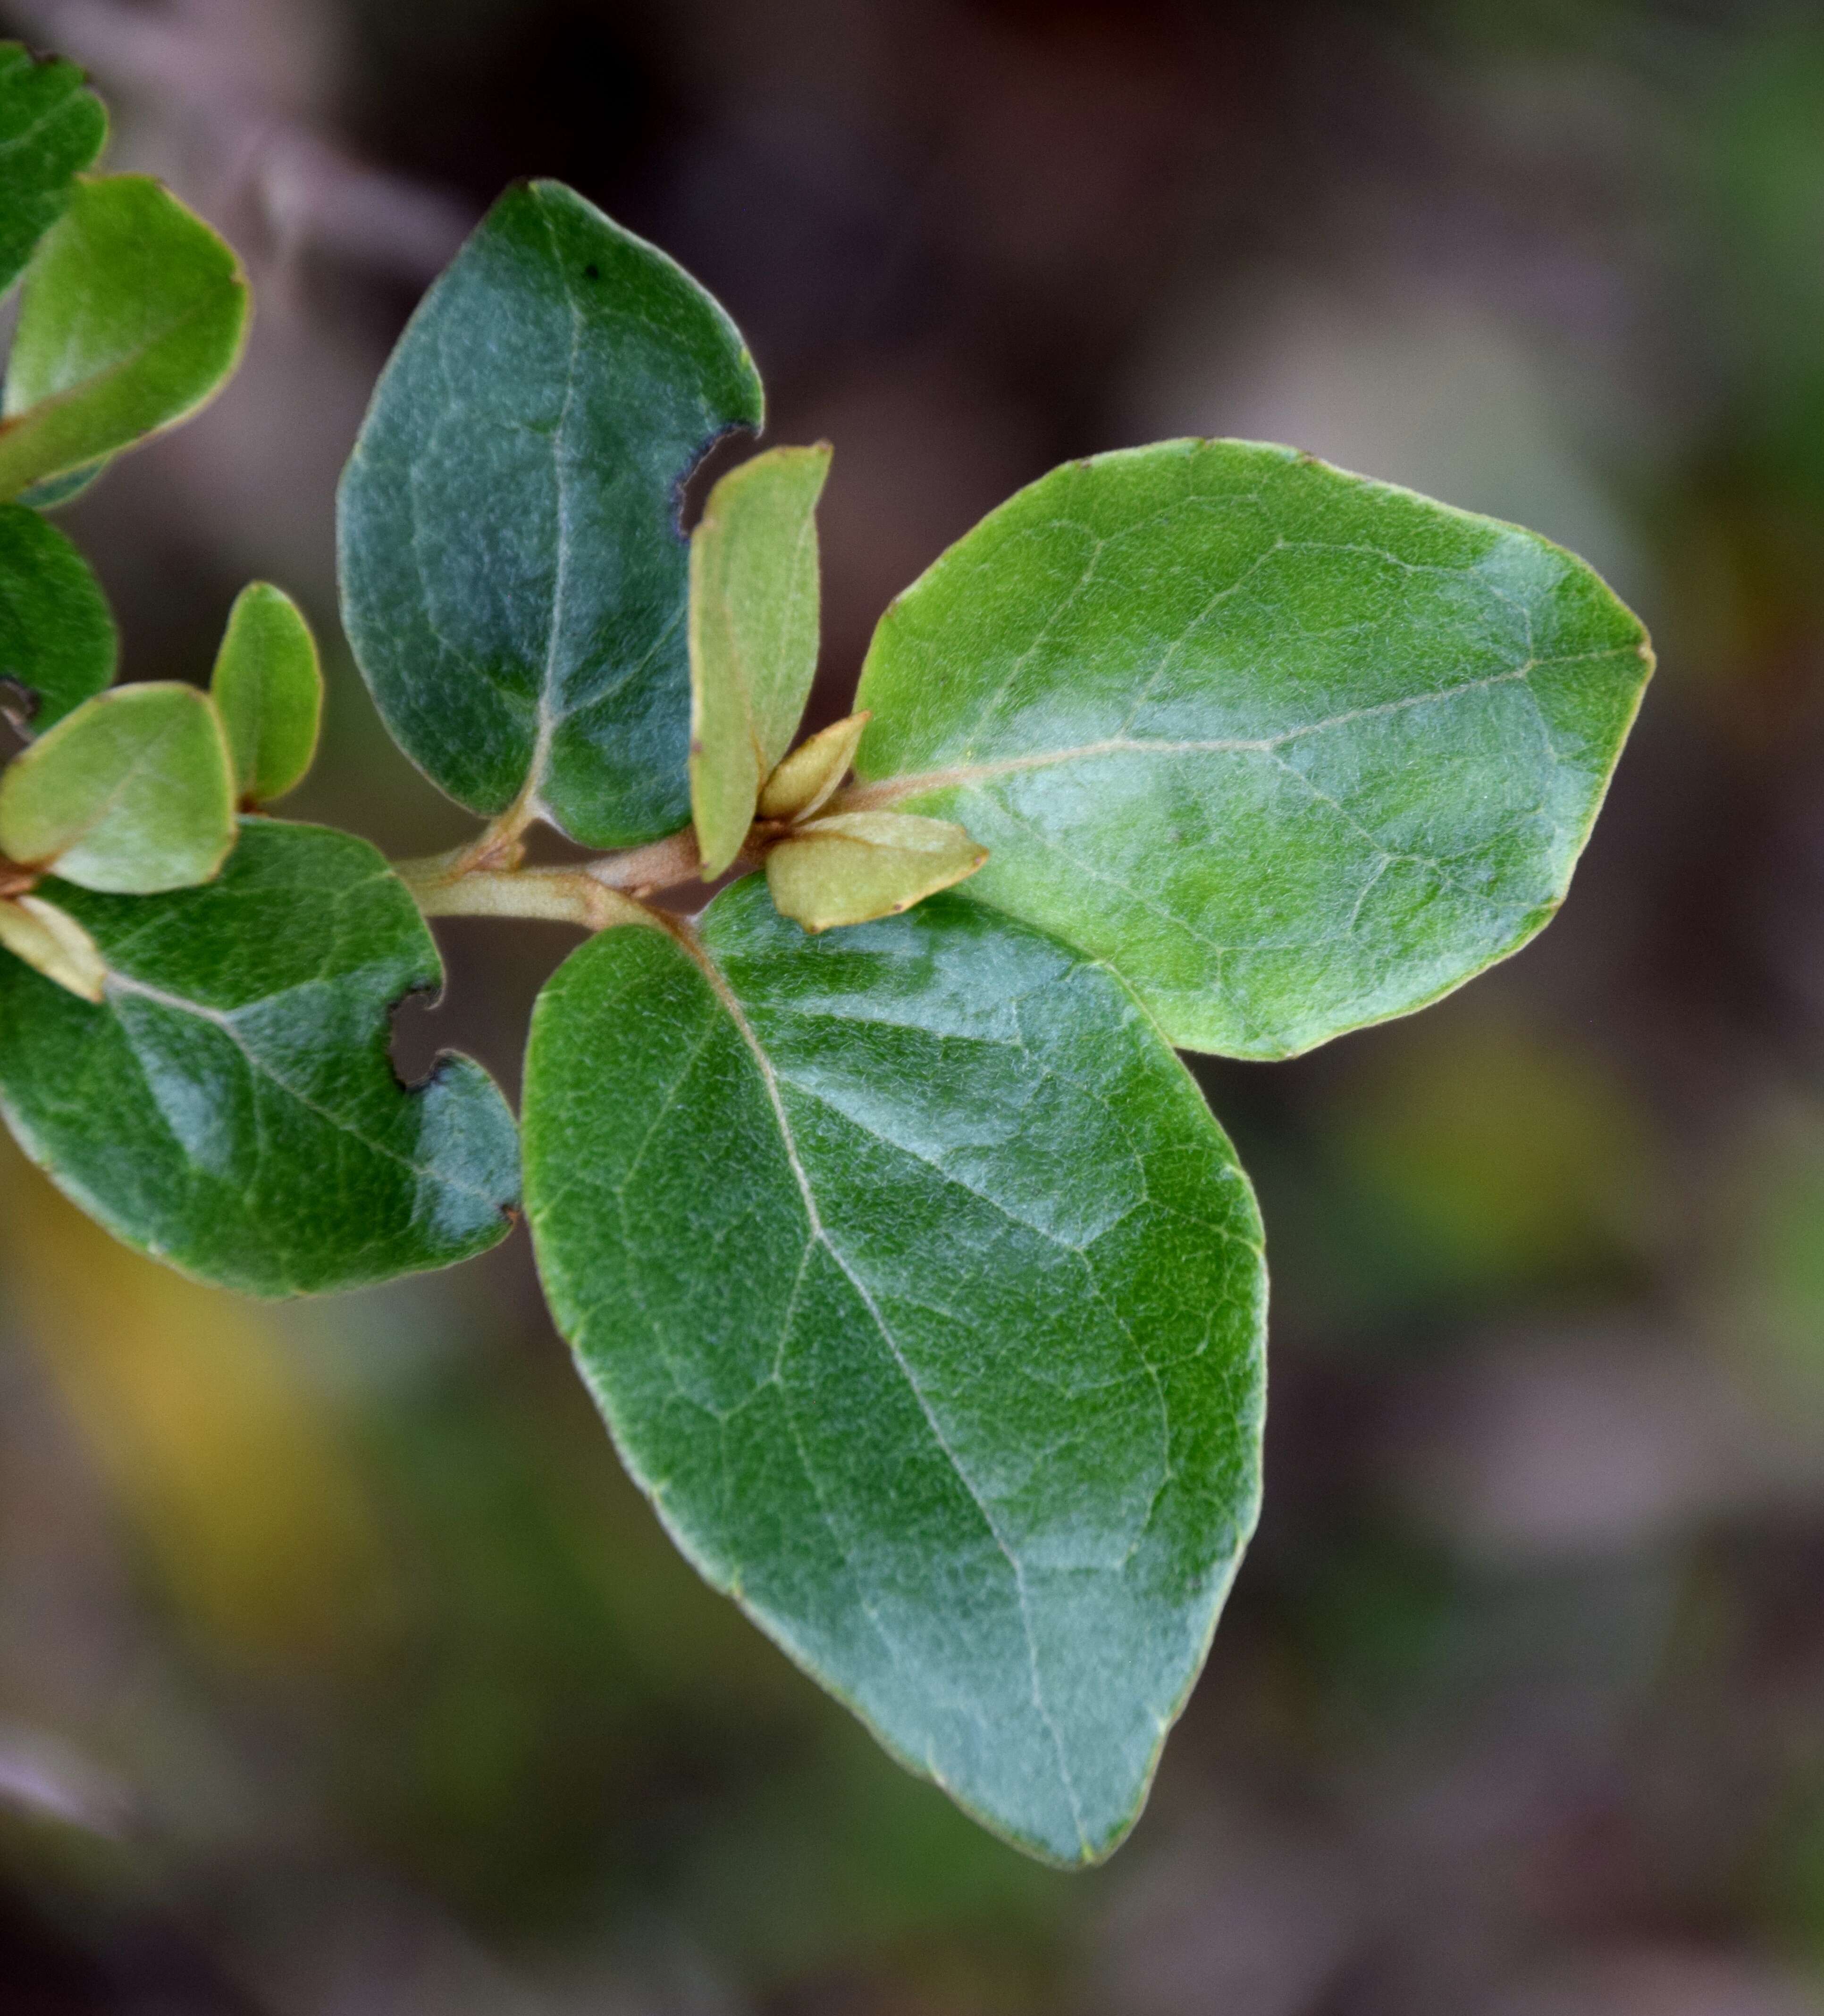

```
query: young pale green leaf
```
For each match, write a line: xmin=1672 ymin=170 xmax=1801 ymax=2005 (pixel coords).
xmin=0 ymin=501 xmax=116 ymax=728
xmin=338 ymin=180 xmax=765 ymax=849
xmin=0 ymin=819 xmax=521 ymax=1296
xmin=0 ymin=175 xmax=249 ymax=500
xmin=765 ymin=809 xmax=986 ymax=932
xmin=0 ymin=43 xmax=107 ymax=299
xmin=0 ymin=894 xmax=105 ymax=1002
xmin=524 ymin=878 xmax=1266 ymax=1865
xmin=690 ymin=443 xmax=832 ymax=874
xmin=0 ymin=682 xmax=234 ymax=892
xmin=210 ymin=581 xmax=322 ymax=804
xmin=855 ymin=439 xmax=1654 ymax=1060
xmin=757 ymin=708 xmax=870 ymax=822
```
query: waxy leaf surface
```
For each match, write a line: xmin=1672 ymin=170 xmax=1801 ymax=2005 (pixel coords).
xmin=339 ymin=180 xmax=764 ymax=848
xmin=856 ymin=439 xmax=1653 ymax=1058
xmin=524 ymin=878 xmax=1266 ymax=1864
xmin=211 ymin=581 xmax=322 ymax=804
xmin=0 ymin=175 xmax=249 ymax=498
xmin=0 ymin=44 xmax=106 ymax=299
xmin=0 ymin=682 xmax=234 ymax=893
xmin=690 ymin=443 xmax=831 ymax=874
xmin=0 ymin=501 xmax=116 ymax=728
xmin=0 ymin=820 xmax=521 ymax=1296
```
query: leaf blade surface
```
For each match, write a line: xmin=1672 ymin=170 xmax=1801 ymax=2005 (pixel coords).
xmin=0 ymin=682 xmax=235 ymax=892
xmin=211 ymin=581 xmax=322 ymax=804
xmin=765 ymin=810 xmax=986 ymax=931
xmin=0 ymin=175 xmax=250 ymax=498
xmin=523 ymin=878 xmax=1266 ymax=1863
xmin=689 ymin=443 xmax=830 ymax=874
xmin=758 ymin=708 xmax=869 ymax=821
xmin=0 ymin=500 xmax=116 ymax=728
xmin=0 ymin=43 xmax=107 ymax=299
xmin=0 ymin=893 xmax=105 ymax=1000
xmin=338 ymin=180 xmax=765 ymax=847
xmin=0 ymin=819 xmax=521 ymax=1295
xmin=855 ymin=439 xmax=1653 ymax=1058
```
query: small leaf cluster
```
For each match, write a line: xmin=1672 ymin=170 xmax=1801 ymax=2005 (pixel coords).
xmin=0 ymin=50 xmax=1655 ymax=1865
xmin=0 ymin=48 xmax=518 ymax=1292
xmin=0 ymin=48 xmax=250 ymax=972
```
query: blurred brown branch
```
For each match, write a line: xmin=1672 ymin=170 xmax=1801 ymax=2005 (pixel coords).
xmin=2 ymin=0 xmax=475 ymax=284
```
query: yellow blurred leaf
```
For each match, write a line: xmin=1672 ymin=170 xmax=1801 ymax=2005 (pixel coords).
xmin=0 ymin=1134 xmax=383 ymax=1665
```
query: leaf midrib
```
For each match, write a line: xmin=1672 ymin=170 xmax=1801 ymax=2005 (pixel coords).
xmin=518 ymin=188 xmax=585 ymax=822
xmin=12 ymin=704 xmax=192 ymax=867
xmin=674 ymin=918 xmax=1095 ymax=1857
xmin=0 ymin=276 xmax=231 ymax=484
xmin=0 ymin=88 xmax=88 ymax=162
xmin=851 ymin=662 xmax=1542 ymax=808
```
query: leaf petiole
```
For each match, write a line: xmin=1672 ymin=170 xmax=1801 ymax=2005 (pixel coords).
xmin=395 ymin=820 xmax=744 ymax=932
xmin=395 ymin=857 xmax=663 ymax=934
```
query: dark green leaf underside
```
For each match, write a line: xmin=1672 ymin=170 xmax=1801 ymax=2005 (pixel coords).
xmin=856 ymin=439 xmax=1653 ymax=1059
xmin=15 ymin=459 xmax=107 ymax=511
xmin=0 ymin=44 xmax=106 ymax=300
xmin=0 ymin=820 xmax=521 ymax=1296
xmin=524 ymin=879 xmax=1266 ymax=1864
xmin=338 ymin=179 xmax=764 ymax=849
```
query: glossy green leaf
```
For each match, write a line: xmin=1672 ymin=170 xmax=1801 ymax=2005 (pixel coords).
xmin=0 ymin=175 xmax=250 ymax=500
xmin=0 ymin=819 xmax=521 ymax=1296
xmin=0 ymin=893 xmax=105 ymax=1002
xmin=690 ymin=443 xmax=832 ymax=874
xmin=524 ymin=878 xmax=1266 ymax=1864
xmin=0 ymin=501 xmax=116 ymax=729
xmin=758 ymin=708 xmax=870 ymax=822
xmin=338 ymin=179 xmax=765 ymax=849
xmin=855 ymin=439 xmax=1654 ymax=1059
xmin=0 ymin=43 xmax=106 ymax=299
xmin=765 ymin=810 xmax=986 ymax=932
xmin=211 ymin=581 xmax=322 ymax=804
xmin=0 ymin=682 xmax=234 ymax=893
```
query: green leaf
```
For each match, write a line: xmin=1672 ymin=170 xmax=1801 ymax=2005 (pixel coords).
xmin=338 ymin=179 xmax=765 ymax=849
xmin=0 ymin=682 xmax=234 ymax=893
xmin=765 ymin=810 xmax=986 ymax=932
xmin=854 ymin=440 xmax=1654 ymax=1059
xmin=0 ymin=819 xmax=521 ymax=1296
xmin=0 ymin=501 xmax=116 ymax=729
xmin=16 ymin=459 xmax=108 ymax=510
xmin=523 ymin=878 xmax=1266 ymax=1864
xmin=690 ymin=443 xmax=832 ymax=874
xmin=0 ymin=43 xmax=107 ymax=300
xmin=757 ymin=708 xmax=870 ymax=822
xmin=0 ymin=893 xmax=105 ymax=1001
xmin=210 ymin=581 xmax=322 ymax=804
xmin=0 ymin=175 xmax=250 ymax=500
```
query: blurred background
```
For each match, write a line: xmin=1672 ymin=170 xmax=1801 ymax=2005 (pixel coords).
xmin=0 ymin=0 xmax=1822 ymax=2008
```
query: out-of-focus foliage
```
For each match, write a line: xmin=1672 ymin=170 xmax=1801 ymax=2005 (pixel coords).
xmin=5 ymin=0 xmax=1824 ymax=2008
